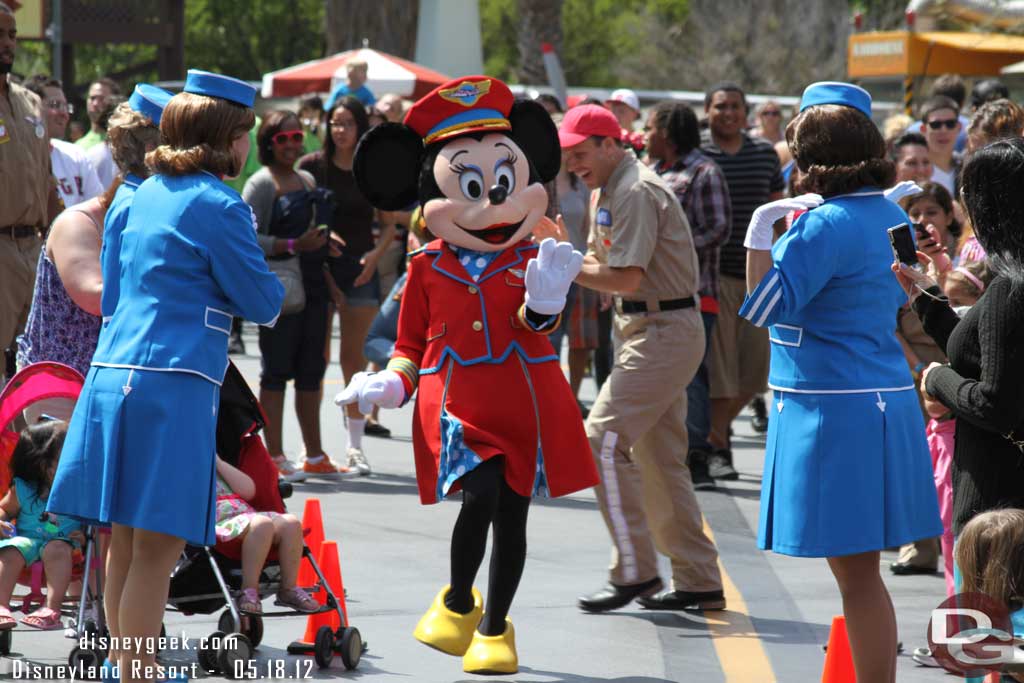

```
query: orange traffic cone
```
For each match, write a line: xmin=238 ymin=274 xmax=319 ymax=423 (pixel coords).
xmin=821 ymin=615 xmax=856 ymax=683
xmin=297 ymin=498 xmax=325 ymax=591
xmin=292 ymin=541 xmax=346 ymax=649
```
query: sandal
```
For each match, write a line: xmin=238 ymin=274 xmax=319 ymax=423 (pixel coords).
xmin=238 ymin=588 xmax=262 ymax=614
xmin=274 ymin=586 xmax=320 ymax=613
xmin=22 ymin=606 xmax=63 ymax=630
xmin=0 ymin=606 xmax=15 ymax=630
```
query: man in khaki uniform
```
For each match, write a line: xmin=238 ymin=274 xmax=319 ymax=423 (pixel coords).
xmin=0 ymin=3 xmax=53 ymax=386
xmin=558 ymin=104 xmax=724 ymax=612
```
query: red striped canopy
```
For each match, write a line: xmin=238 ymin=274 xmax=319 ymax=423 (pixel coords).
xmin=261 ymin=48 xmax=450 ymax=100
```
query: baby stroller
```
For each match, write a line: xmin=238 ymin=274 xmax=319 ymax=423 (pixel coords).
xmin=0 ymin=362 xmax=108 ymax=675
xmin=166 ymin=361 xmax=362 ymax=675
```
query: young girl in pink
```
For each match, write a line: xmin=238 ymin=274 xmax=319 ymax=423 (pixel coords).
xmin=214 ymin=455 xmax=318 ymax=614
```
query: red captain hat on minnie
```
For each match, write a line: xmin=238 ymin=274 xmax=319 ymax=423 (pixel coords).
xmin=404 ymin=76 xmax=514 ymax=145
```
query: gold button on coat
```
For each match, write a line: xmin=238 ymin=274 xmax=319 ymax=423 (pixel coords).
xmin=468 ymin=286 xmax=478 ymax=294
xmin=472 ymin=321 xmax=483 ymax=331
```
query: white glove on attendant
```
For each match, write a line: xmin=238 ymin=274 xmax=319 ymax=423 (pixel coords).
xmin=884 ymin=181 xmax=923 ymax=203
xmin=335 ymin=370 xmax=405 ymax=415
xmin=744 ymin=193 xmax=823 ymax=250
xmin=524 ymin=238 xmax=584 ymax=315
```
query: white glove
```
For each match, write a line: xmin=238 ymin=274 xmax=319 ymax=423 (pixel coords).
xmin=744 ymin=193 xmax=823 ymax=250
xmin=524 ymin=238 xmax=584 ymax=315
xmin=334 ymin=370 xmax=405 ymax=415
xmin=884 ymin=181 xmax=923 ymax=203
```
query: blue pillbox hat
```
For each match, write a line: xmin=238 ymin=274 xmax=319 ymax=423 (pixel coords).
xmin=799 ymin=81 xmax=872 ymax=118
xmin=128 ymin=84 xmax=173 ymax=125
xmin=184 ymin=69 xmax=256 ymax=108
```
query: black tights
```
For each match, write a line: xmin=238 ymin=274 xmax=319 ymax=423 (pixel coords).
xmin=444 ymin=457 xmax=530 ymax=636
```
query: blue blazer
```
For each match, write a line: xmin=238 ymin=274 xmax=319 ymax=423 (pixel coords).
xmin=92 ymin=172 xmax=284 ymax=385
xmin=99 ymin=173 xmax=143 ymax=322
xmin=739 ymin=189 xmax=915 ymax=394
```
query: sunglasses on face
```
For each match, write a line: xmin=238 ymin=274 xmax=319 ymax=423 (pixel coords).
xmin=271 ymin=130 xmax=305 ymax=145
xmin=927 ymin=119 xmax=958 ymax=130
xmin=46 ymin=100 xmax=73 ymax=114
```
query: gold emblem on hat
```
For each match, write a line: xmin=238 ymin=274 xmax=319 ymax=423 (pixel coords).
xmin=439 ymin=80 xmax=492 ymax=108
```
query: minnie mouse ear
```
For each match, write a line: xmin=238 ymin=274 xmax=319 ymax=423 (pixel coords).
xmin=353 ymin=123 xmax=423 ymax=210
xmin=508 ymin=100 xmax=561 ymax=184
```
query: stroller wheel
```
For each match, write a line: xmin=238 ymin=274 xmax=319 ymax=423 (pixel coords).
xmin=68 ymin=646 xmax=102 ymax=680
xmin=217 ymin=609 xmax=237 ymax=634
xmin=313 ymin=625 xmax=334 ymax=669
xmin=337 ymin=627 xmax=362 ymax=670
xmin=197 ymin=630 xmax=226 ymax=675
xmin=0 ymin=629 xmax=11 ymax=655
xmin=245 ymin=615 xmax=263 ymax=649
xmin=217 ymin=633 xmax=253 ymax=680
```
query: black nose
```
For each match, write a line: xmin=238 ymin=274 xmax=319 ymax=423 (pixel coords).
xmin=488 ymin=185 xmax=508 ymax=205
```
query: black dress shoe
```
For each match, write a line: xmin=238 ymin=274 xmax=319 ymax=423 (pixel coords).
xmin=750 ymin=396 xmax=768 ymax=433
xmin=364 ymin=420 xmax=391 ymax=438
xmin=890 ymin=561 xmax=938 ymax=575
xmin=578 ymin=577 xmax=664 ymax=613
xmin=637 ymin=589 xmax=726 ymax=611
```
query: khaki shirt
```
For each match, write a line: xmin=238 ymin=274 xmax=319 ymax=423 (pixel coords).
xmin=588 ymin=150 xmax=699 ymax=304
xmin=0 ymin=80 xmax=51 ymax=228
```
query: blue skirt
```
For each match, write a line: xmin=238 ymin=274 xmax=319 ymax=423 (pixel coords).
xmin=47 ymin=366 xmax=219 ymax=546
xmin=758 ymin=388 xmax=943 ymax=558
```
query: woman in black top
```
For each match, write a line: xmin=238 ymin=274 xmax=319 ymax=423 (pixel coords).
xmin=894 ymin=137 xmax=1024 ymax=538
xmin=299 ymin=97 xmax=396 ymax=475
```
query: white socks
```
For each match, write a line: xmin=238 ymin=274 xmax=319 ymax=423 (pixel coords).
xmin=348 ymin=418 xmax=365 ymax=451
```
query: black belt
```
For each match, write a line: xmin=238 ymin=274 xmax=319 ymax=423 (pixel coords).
xmin=0 ymin=225 xmax=41 ymax=240
xmin=618 ymin=297 xmax=696 ymax=314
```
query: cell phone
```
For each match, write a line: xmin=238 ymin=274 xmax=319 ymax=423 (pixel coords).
xmin=913 ymin=222 xmax=929 ymax=240
xmin=888 ymin=223 xmax=919 ymax=267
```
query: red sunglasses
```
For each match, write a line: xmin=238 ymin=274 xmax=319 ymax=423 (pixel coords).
xmin=271 ymin=130 xmax=305 ymax=145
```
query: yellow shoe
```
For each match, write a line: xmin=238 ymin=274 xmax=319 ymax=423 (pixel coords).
xmin=413 ymin=585 xmax=483 ymax=656
xmin=463 ymin=619 xmax=518 ymax=675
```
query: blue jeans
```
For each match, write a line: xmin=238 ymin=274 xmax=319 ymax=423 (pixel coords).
xmin=364 ymin=272 xmax=405 ymax=367
xmin=686 ymin=311 xmax=717 ymax=453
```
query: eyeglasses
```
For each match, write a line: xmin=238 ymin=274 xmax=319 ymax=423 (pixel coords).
xmin=761 ymin=110 xmax=781 ymax=117
xmin=46 ymin=100 xmax=73 ymax=114
xmin=330 ymin=121 xmax=353 ymax=130
xmin=927 ymin=119 xmax=958 ymax=130
xmin=271 ymin=130 xmax=305 ymax=145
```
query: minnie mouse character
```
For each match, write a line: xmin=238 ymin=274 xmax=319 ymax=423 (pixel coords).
xmin=338 ymin=77 xmax=599 ymax=674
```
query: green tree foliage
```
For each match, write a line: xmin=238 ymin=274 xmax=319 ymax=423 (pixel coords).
xmin=481 ymin=0 xmax=689 ymax=88
xmin=185 ymin=0 xmax=324 ymax=80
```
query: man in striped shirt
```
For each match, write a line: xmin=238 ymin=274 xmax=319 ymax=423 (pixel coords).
xmin=700 ymin=82 xmax=784 ymax=481
xmin=646 ymin=100 xmax=732 ymax=490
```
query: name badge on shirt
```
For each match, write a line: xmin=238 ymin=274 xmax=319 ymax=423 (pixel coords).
xmin=596 ymin=208 xmax=612 ymax=227
xmin=0 ymin=116 xmax=9 ymax=145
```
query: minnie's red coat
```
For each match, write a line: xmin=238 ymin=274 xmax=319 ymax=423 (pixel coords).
xmin=391 ymin=239 xmax=598 ymax=504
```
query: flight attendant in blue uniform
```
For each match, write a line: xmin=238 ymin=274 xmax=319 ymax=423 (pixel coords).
xmin=48 ymin=70 xmax=284 ymax=683
xmin=100 ymin=83 xmax=173 ymax=324
xmin=739 ymin=82 xmax=942 ymax=683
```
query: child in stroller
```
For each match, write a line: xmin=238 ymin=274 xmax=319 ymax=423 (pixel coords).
xmin=0 ymin=420 xmax=84 ymax=630
xmin=214 ymin=454 xmax=318 ymax=614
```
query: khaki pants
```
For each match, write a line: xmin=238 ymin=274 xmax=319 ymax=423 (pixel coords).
xmin=0 ymin=234 xmax=41 ymax=385
xmin=586 ymin=307 xmax=722 ymax=592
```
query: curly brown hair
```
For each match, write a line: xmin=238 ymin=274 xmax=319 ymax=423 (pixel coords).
xmin=107 ymin=102 xmax=161 ymax=179
xmin=967 ymin=98 xmax=1024 ymax=150
xmin=146 ymin=92 xmax=255 ymax=177
xmin=787 ymin=104 xmax=895 ymax=197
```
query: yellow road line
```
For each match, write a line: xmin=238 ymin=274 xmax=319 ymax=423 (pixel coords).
xmin=701 ymin=519 xmax=777 ymax=682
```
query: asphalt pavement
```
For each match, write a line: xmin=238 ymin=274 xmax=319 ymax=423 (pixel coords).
xmin=3 ymin=324 xmax=958 ymax=682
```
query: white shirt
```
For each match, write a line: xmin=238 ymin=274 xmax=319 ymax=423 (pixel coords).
xmin=931 ymin=164 xmax=955 ymax=195
xmin=86 ymin=141 xmax=117 ymax=191
xmin=50 ymin=139 xmax=104 ymax=207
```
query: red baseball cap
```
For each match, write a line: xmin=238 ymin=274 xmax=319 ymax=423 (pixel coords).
xmin=558 ymin=104 xmax=622 ymax=148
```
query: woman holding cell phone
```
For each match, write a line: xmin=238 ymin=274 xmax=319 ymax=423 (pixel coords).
xmin=739 ymin=82 xmax=943 ymax=683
